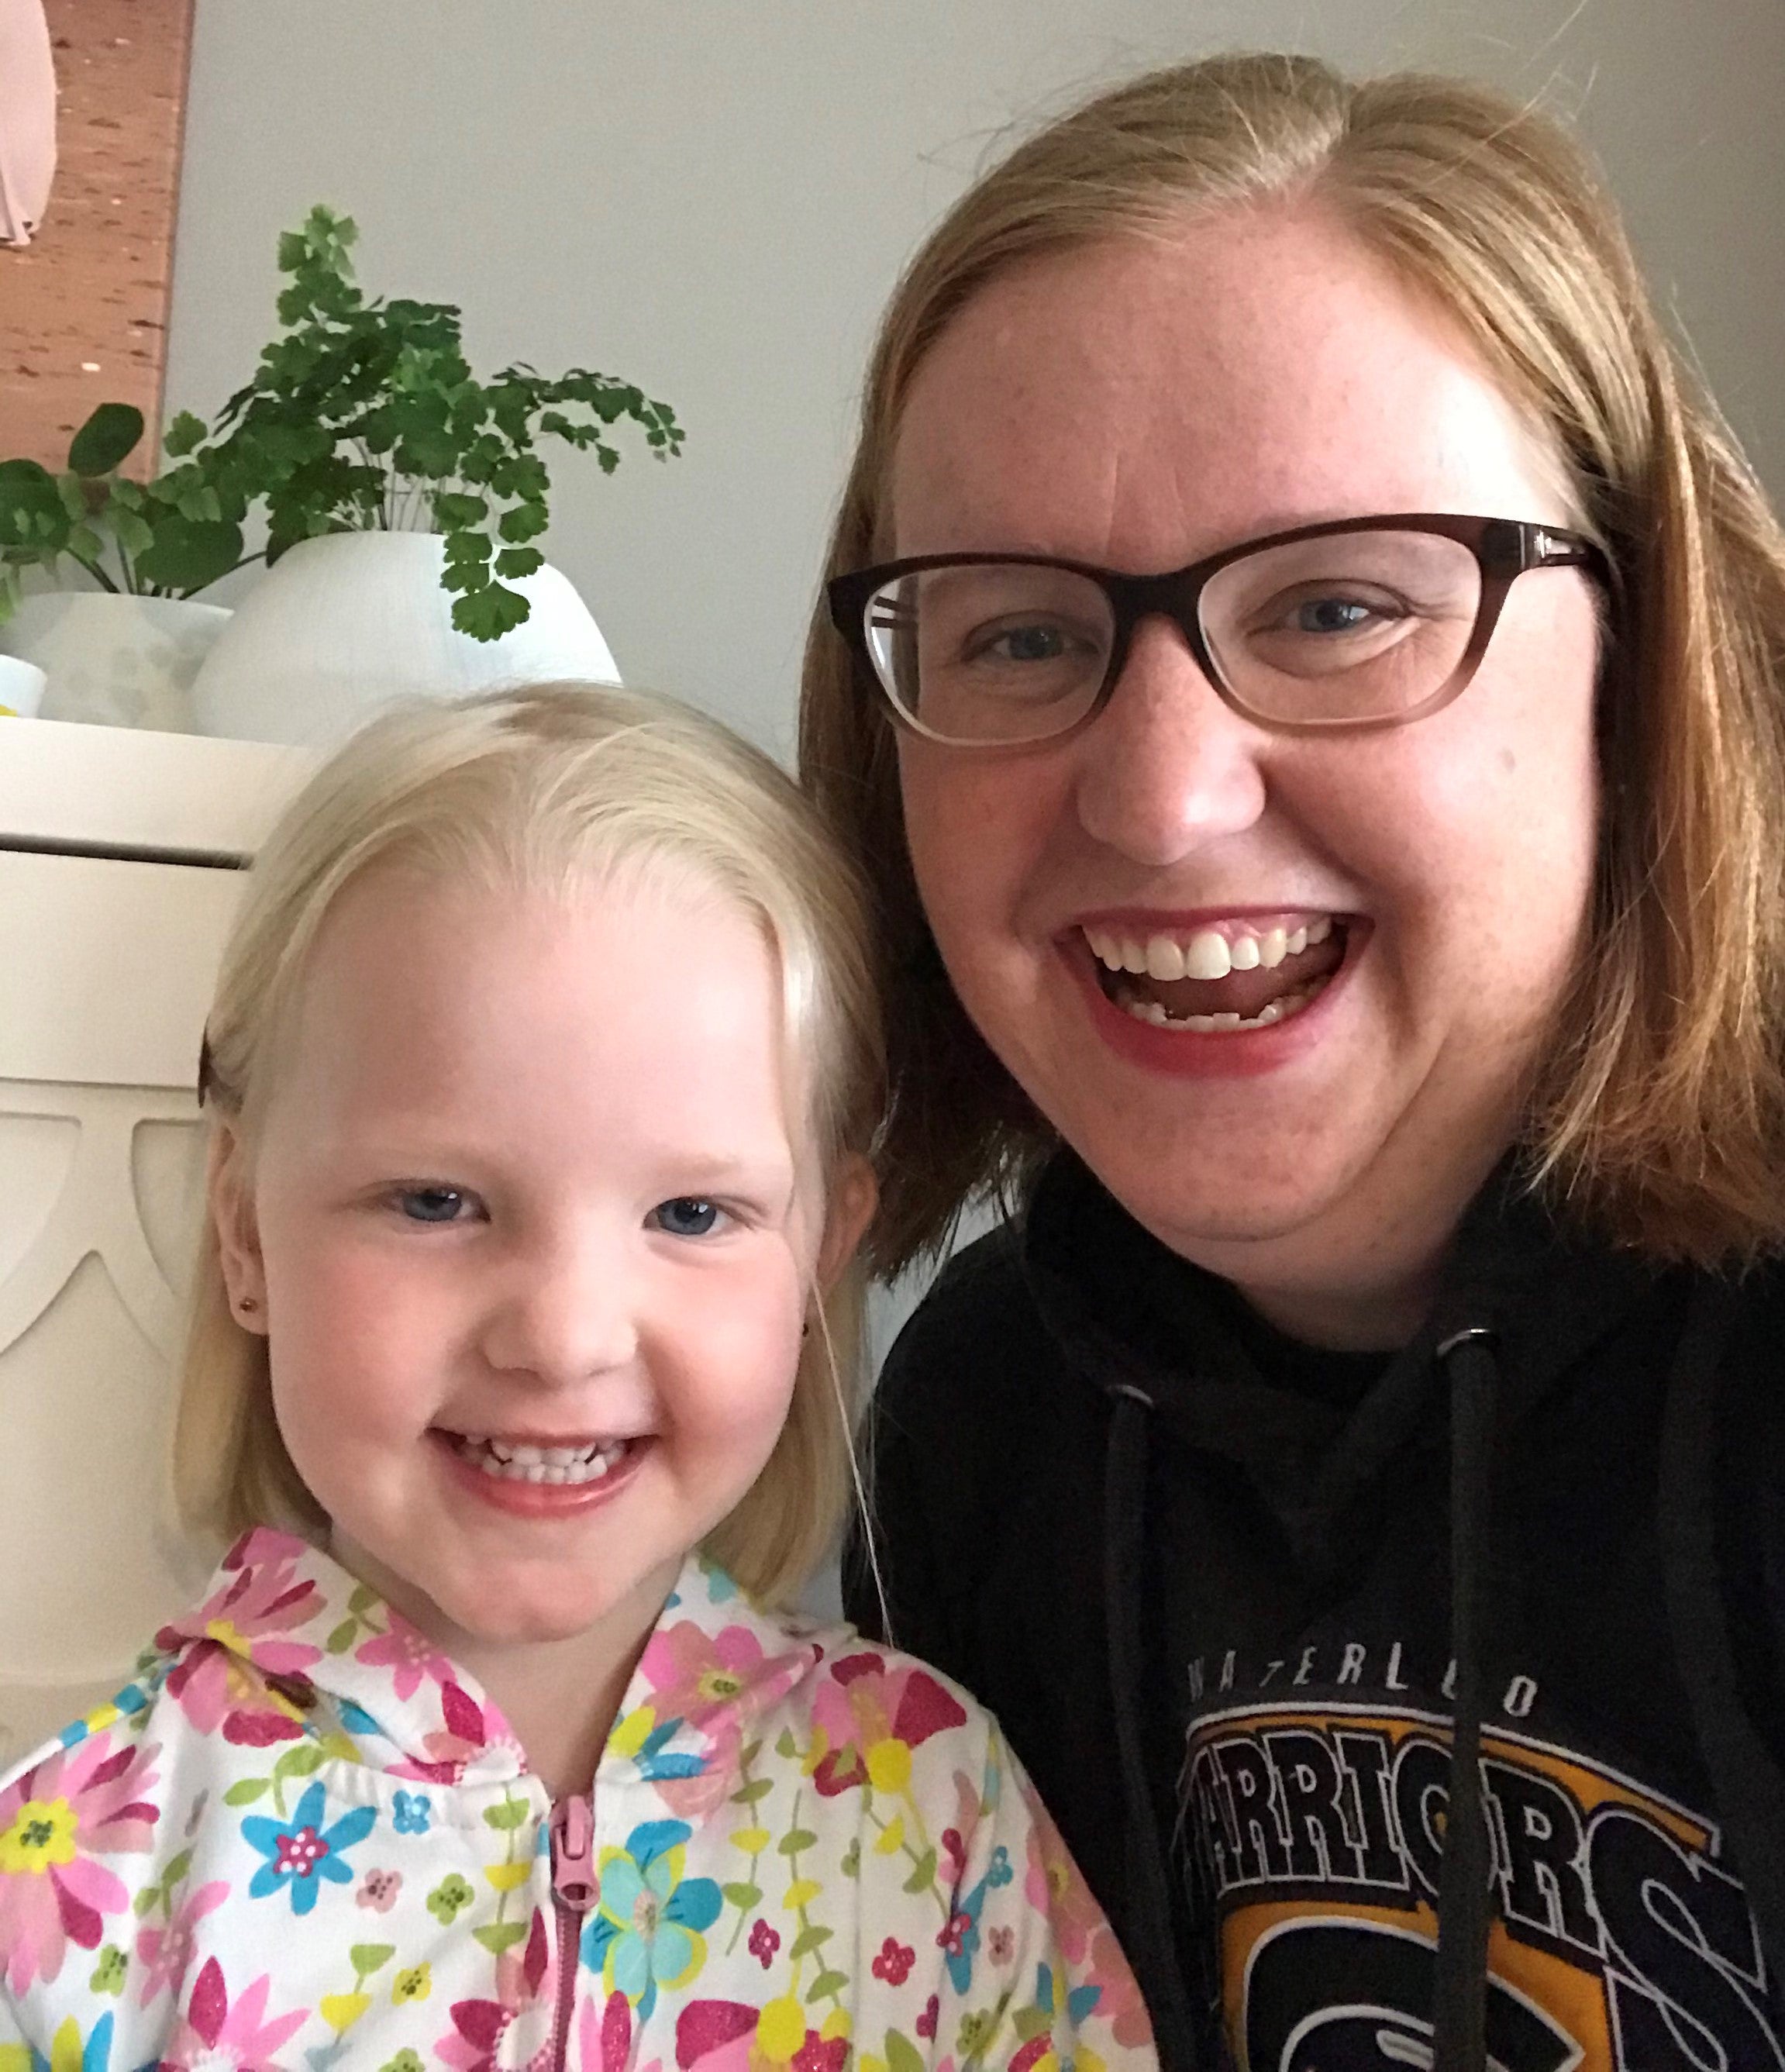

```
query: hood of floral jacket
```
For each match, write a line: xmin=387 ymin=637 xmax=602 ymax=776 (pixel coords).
xmin=0 ymin=1529 xmax=1154 ymax=2072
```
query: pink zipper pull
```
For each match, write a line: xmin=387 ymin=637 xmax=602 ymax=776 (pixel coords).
xmin=549 ymin=1792 xmax=598 ymax=1913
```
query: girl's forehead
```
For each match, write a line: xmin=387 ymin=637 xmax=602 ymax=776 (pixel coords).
xmin=262 ymin=860 xmax=826 ymax=1181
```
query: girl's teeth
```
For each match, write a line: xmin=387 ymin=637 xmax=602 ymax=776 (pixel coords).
xmin=454 ymin=1436 xmax=629 ymax=1485
xmin=1183 ymin=930 xmax=1231 ymax=981
xmin=1259 ymin=928 xmax=1288 ymax=968
xmin=1145 ymin=936 xmax=1187 ymax=981
xmin=1228 ymin=934 xmax=1261 ymax=971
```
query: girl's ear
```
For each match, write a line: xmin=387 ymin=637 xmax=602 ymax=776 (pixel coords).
xmin=208 ymin=1121 xmax=270 ymax=1337
xmin=817 ymin=1154 xmax=878 ymax=1292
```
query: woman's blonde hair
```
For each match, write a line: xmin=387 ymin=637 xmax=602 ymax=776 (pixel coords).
xmin=800 ymin=51 xmax=1785 ymax=1277
xmin=177 ymin=683 xmax=885 ymax=1605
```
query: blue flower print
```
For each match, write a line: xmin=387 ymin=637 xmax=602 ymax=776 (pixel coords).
xmin=16 ymin=2010 xmax=114 ymax=2071
xmin=582 ymin=1818 xmax=723 ymax=2021
xmin=392 ymin=1789 xmax=432 ymax=1835
xmin=633 ymin=1718 xmax=706 ymax=1784
xmin=240 ymin=1777 xmax=377 ymax=1915
xmin=939 ymin=1846 xmax=1011 ymax=1996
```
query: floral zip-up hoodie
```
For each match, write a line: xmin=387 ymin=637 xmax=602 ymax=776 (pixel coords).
xmin=0 ymin=1531 xmax=1153 ymax=2072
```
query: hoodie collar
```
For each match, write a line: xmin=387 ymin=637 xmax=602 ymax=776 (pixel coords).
xmin=1020 ymin=1148 xmax=1663 ymax=1476
xmin=157 ymin=1529 xmax=822 ymax=1799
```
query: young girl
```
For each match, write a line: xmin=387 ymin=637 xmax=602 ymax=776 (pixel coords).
xmin=0 ymin=686 xmax=1153 ymax=2072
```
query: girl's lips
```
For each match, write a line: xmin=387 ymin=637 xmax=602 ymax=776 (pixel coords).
xmin=431 ymin=1429 xmax=650 ymax=1519
xmin=1059 ymin=921 xmax=1361 ymax=1079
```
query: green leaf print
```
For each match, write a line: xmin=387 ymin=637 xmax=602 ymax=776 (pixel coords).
xmin=808 ymin=1968 xmax=849 ymax=2003
xmin=778 ymin=1828 xmax=818 ymax=1856
xmin=223 ymin=1777 xmax=271 ymax=1806
xmin=473 ymin=1922 xmax=528 ymax=1957
xmin=722 ymin=1881 xmax=762 ymax=1910
xmin=273 ymin=1743 xmax=325 ymax=1782
xmin=887 ymin=2033 xmax=925 ymax=2072
xmin=351 ymin=1945 xmax=396 ymax=1978
xmin=903 ymin=1847 xmax=938 ymax=1894
xmin=326 ymin=1619 xmax=360 ymax=1654
xmin=731 ymin=1777 xmax=774 ymax=1805
xmin=790 ymin=1925 xmax=833 ymax=1960
xmin=482 ymin=1798 xmax=529 ymax=1830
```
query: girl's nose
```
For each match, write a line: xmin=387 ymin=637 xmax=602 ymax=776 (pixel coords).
xmin=1071 ymin=617 xmax=1269 ymax=864
xmin=481 ymin=1233 xmax=638 ymax=1388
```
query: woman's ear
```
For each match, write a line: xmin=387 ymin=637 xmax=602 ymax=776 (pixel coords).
xmin=817 ymin=1154 xmax=878 ymax=1292
xmin=208 ymin=1122 xmax=269 ymax=1336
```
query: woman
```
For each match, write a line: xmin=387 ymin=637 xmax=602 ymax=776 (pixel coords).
xmin=803 ymin=53 xmax=1785 ymax=2072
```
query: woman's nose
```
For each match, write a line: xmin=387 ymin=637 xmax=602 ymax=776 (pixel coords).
xmin=481 ymin=1230 xmax=638 ymax=1387
xmin=1072 ymin=617 xmax=1269 ymax=865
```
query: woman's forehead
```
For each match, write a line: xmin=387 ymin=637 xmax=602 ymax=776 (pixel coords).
xmin=888 ymin=206 xmax=1573 ymax=564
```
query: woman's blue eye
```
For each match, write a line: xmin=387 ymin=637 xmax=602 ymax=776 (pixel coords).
xmin=653 ymin=1197 xmax=722 ymax=1238
xmin=1294 ymin=596 xmax=1388 ymax=633
xmin=396 ymin=1187 xmax=467 ymax=1224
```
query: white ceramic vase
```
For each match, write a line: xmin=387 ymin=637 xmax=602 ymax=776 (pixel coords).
xmin=0 ymin=657 xmax=46 ymax=718
xmin=189 ymin=532 xmax=620 ymax=747
xmin=0 ymin=593 xmax=233 ymax=733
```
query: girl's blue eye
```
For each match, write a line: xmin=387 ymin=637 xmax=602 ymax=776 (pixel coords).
xmin=396 ymin=1187 xmax=468 ymax=1224
xmin=653 ymin=1197 xmax=722 ymax=1239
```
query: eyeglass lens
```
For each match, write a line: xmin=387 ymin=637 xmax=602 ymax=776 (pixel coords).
xmin=863 ymin=528 xmax=1486 ymax=741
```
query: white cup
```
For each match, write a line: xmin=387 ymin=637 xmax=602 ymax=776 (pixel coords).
xmin=0 ymin=656 xmax=47 ymax=719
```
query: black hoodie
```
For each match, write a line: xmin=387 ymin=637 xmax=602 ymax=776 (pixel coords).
xmin=845 ymin=1151 xmax=1785 ymax=2071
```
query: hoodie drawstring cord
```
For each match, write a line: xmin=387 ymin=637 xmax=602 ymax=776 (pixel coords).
xmin=1104 ymin=1385 xmax=1204 ymax=2071
xmin=1429 ymin=1326 xmax=1499 ymax=2072
xmin=1658 ymin=1274 xmax=1785 ymax=1992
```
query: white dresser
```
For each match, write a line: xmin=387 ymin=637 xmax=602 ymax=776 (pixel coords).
xmin=0 ymin=720 xmax=310 ymax=1766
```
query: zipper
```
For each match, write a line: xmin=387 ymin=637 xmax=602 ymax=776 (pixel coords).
xmin=547 ymin=1792 xmax=597 ymax=2072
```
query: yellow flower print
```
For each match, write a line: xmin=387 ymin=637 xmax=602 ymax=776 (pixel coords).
xmin=392 ymin=1962 xmax=432 ymax=2004
xmin=0 ymin=1798 xmax=77 ymax=1876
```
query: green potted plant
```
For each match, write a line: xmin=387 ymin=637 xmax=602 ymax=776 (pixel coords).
xmin=0 ymin=402 xmax=253 ymax=728
xmin=186 ymin=206 xmax=685 ymax=745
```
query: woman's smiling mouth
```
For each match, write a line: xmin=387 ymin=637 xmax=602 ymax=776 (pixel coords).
xmin=1080 ymin=912 xmax=1350 ymax=1030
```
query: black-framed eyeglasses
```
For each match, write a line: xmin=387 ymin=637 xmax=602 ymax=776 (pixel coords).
xmin=826 ymin=513 xmax=1610 ymax=746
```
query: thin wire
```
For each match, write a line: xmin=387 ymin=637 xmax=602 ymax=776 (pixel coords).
xmin=812 ymin=1290 xmax=891 ymax=1642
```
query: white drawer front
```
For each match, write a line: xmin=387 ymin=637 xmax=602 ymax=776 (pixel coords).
xmin=0 ymin=850 xmax=248 ymax=1765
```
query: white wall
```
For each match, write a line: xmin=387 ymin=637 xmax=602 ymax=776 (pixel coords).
xmin=170 ymin=0 xmax=1785 ymax=766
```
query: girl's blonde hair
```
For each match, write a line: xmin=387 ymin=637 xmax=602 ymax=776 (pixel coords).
xmin=177 ymin=683 xmax=885 ymax=1606
xmin=801 ymin=51 xmax=1785 ymax=1277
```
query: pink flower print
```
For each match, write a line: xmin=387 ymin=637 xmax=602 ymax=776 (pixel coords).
xmin=793 ymin=2038 xmax=847 ymax=2072
xmin=987 ymin=1926 xmax=1015 ymax=1967
xmin=915 ymin=1994 xmax=939 ymax=2040
xmin=640 ymin=1620 xmax=769 ymax=1725
xmin=748 ymin=1919 xmax=780 ymax=1970
xmin=353 ymin=1612 xmax=455 ymax=1702
xmin=389 ymin=1679 xmax=515 ymax=1784
xmin=1087 ymin=1922 xmax=1153 ymax=2049
xmin=938 ymin=1909 xmax=973 ymax=1960
xmin=156 ymin=1537 xmax=324 ymax=1740
xmin=0 ymin=1732 xmax=160 ymax=1992
xmin=162 ymin=1955 xmax=308 ymax=2069
xmin=673 ymin=2000 xmax=756 ymax=2072
xmin=577 ymin=1988 xmax=644 ymax=2072
xmin=808 ymin=1652 xmax=967 ymax=1799
xmin=134 ymin=1878 xmax=228 ymax=2008
xmin=436 ymin=1907 xmax=550 ymax=2071
xmin=941 ymin=1825 xmax=967 ymax=1882
xmin=871 ymin=1936 xmax=915 ymax=1986
xmin=1024 ymin=1808 xmax=1102 ymax=1964
xmin=355 ymin=1867 xmax=401 ymax=1912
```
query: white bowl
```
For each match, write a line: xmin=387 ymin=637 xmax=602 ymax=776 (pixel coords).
xmin=0 ymin=656 xmax=47 ymax=719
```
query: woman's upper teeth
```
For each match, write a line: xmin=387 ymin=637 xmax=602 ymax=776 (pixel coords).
xmin=1084 ymin=916 xmax=1334 ymax=981
xmin=460 ymin=1435 xmax=623 ymax=1466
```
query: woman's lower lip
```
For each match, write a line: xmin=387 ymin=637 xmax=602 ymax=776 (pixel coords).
xmin=432 ymin=1432 xmax=648 ymax=1519
xmin=1063 ymin=932 xmax=1355 ymax=1080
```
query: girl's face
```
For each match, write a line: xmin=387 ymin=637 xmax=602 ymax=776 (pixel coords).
xmin=889 ymin=207 xmax=1604 ymax=1344
xmin=214 ymin=864 xmax=860 ymax=1658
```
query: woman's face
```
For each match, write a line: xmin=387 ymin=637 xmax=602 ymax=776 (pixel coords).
xmin=890 ymin=205 xmax=1604 ymax=1343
